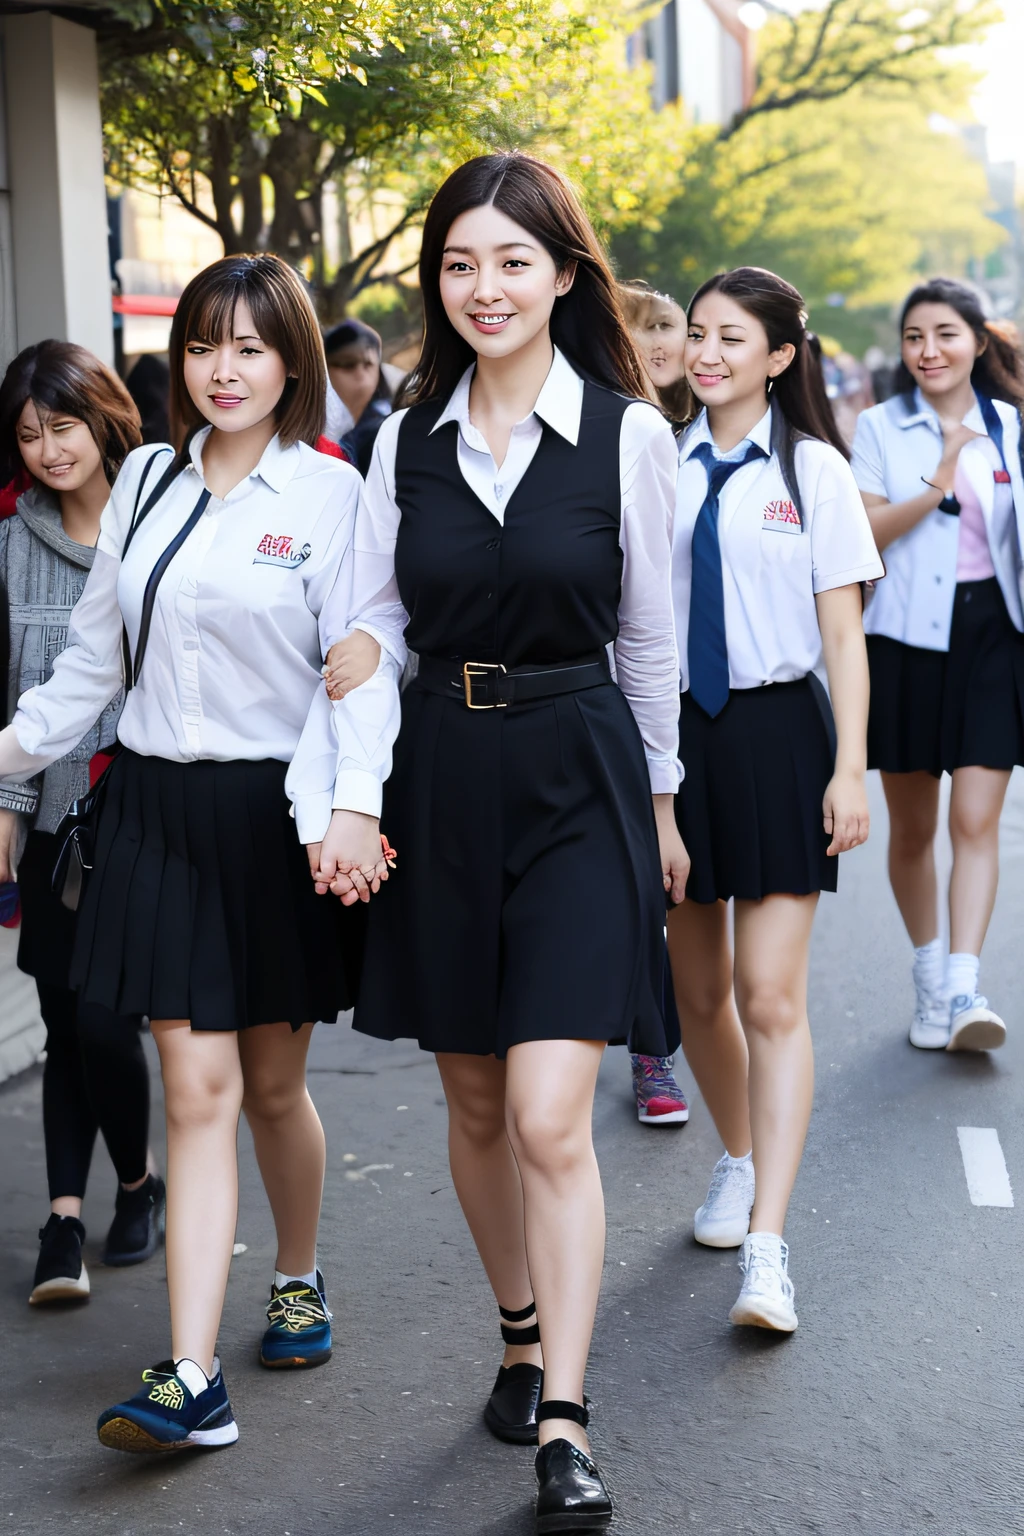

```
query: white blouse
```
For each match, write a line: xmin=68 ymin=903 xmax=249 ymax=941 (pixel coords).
xmin=327 ymin=347 xmax=683 ymax=819
xmin=0 ymin=430 xmax=374 ymax=844
xmin=674 ymin=407 xmax=884 ymax=691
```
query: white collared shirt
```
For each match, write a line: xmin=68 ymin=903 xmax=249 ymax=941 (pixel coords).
xmin=1 ymin=430 xmax=376 ymax=843
xmin=674 ymin=407 xmax=884 ymax=692
xmin=329 ymin=346 xmax=683 ymax=806
xmin=851 ymin=389 xmax=1024 ymax=649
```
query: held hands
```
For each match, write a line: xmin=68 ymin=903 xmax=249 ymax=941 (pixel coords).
xmin=306 ymin=809 xmax=393 ymax=905
xmin=822 ymin=772 xmax=869 ymax=857
xmin=653 ymin=794 xmax=690 ymax=905
xmin=322 ymin=630 xmax=381 ymax=702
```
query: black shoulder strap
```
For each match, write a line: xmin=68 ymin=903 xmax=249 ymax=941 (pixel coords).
xmin=130 ymin=489 xmax=211 ymax=687
xmin=121 ymin=446 xmax=178 ymax=565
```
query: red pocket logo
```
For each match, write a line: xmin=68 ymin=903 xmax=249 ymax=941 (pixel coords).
xmin=762 ymin=499 xmax=800 ymax=526
xmin=994 ymin=469 xmax=1011 ymax=484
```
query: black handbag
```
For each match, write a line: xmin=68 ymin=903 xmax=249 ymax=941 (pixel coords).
xmin=51 ymin=446 xmax=183 ymax=911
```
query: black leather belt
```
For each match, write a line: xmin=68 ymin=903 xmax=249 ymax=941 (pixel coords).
xmin=416 ymin=653 xmax=610 ymax=710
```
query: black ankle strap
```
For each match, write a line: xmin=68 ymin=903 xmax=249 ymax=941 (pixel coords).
xmin=501 ymin=1320 xmax=541 ymax=1345
xmin=536 ymin=1400 xmax=589 ymax=1428
xmin=499 ymin=1302 xmax=536 ymax=1323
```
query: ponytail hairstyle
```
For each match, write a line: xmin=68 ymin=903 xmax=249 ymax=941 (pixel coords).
xmin=618 ymin=280 xmax=693 ymax=429
xmin=401 ymin=152 xmax=655 ymax=408
xmin=686 ymin=266 xmax=847 ymax=523
xmin=893 ymin=277 xmax=1024 ymax=409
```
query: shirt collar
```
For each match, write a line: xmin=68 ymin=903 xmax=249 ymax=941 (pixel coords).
xmin=680 ymin=405 xmax=773 ymax=463
xmin=429 ymin=346 xmax=584 ymax=446
xmin=896 ymin=387 xmax=985 ymax=435
xmin=188 ymin=425 xmax=300 ymax=494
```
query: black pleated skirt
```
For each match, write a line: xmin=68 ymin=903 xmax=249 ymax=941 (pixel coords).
xmin=353 ymin=680 xmax=672 ymax=1060
xmin=867 ymin=577 xmax=1024 ymax=777
xmin=17 ymin=830 xmax=77 ymax=989
xmin=675 ymin=678 xmax=837 ymax=904
xmin=70 ymin=751 xmax=364 ymax=1031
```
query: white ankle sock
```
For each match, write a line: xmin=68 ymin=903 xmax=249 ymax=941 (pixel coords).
xmin=724 ymin=1151 xmax=752 ymax=1166
xmin=912 ymin=937 xmax=945 ymax=997
xmin=174 ymin=1358 xmax=210 ymax=1397
xmin=946 ymin=953 xmax=980 ymax=1006
xmin=275 ymin=1268 xmax=318 ymax=1290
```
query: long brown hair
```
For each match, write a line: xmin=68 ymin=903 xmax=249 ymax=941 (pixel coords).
xmin=401 ymin=153 xmax=654 ymax=407
xmin=687 ymin=267 xmax=847 ymax=523
xmin=0 ymin=341 xmax=141 ymax=487
xmin=169 ymin=254 xmax=327 ymax=448
xmin=894 ymin=277 xmax=1024 ymax=408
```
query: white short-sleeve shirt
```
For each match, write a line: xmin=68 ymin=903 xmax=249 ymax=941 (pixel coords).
xmin=673 ymin=407 xmax=884 ymax=692
xmin=850 ymin=389 xmax=1024 ymax=650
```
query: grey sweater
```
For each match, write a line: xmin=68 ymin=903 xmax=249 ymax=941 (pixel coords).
xmin=0 ymin=487 xmax=123 ymax=835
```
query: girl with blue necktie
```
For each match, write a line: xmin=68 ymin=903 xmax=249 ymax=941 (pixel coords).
xmin=666 ymin=268 xmax=883 ymax=1332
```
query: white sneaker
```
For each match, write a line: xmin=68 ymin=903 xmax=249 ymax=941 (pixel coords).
xmin=909 ymin=982 xmax=950 ymax=1050
xmin=694 ymin=1153 xmax=755 ymax=1248
xmin=728 ymin=1232 xmax=798 ymax=1332
xmin=947 ymin=994 xmax=1006 ymax=1052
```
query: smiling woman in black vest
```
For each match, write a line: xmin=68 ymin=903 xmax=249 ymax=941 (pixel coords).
xmin=317 ymin=152 xmax=688 ymax=1530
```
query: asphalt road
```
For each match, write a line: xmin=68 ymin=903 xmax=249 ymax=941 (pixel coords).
xmin=3 ymin=771 xmax=1024 ymax=1536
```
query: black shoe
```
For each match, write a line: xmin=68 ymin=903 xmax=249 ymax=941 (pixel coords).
xmin=534 ymin=1402 xmax=612 ymax=1532
xmin=102 ymin=1175 xmax=166 ymax=1267
xmin=29 ymin=1214 xmax=90 ymax=1305
xmin=484 ymin=1302 xmax=543 ymax=1445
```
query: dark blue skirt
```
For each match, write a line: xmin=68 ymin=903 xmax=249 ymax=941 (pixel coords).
xmin=70 ymin=751 xmax=364 ymax=1031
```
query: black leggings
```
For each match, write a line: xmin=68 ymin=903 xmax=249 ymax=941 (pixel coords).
xmin=37 ymin=983 xmax=150 ymax=1202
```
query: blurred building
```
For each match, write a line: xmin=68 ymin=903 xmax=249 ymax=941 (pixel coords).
xmin=631 ymin=0 xmax=757 ymax=124
xmin=960 ymin=124 xmax=1022 ymax=321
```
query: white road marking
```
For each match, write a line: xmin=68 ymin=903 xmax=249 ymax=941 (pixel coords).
xmin=957 ymin=1127 xmax=1014 ymax=1207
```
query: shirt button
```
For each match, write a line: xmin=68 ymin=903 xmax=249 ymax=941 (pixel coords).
xmin=932 ymin=621 xmax=940 ymax=629
xmin=495 ymin=485 xmax=505 ymax=502
xmin=183 ymin=640 xmax=199 ymax=651
xmin=486 ymin=538 xmax=501 ymax=551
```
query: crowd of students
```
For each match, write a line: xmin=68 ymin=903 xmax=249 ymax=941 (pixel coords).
xmin=1 ymin=149 xmax=1023 ymax=1533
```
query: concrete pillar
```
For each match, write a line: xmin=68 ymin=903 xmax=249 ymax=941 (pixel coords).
xmin=2 ymin=12 xmax=112 ymax=366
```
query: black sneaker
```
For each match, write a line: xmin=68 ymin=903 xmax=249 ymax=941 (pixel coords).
xmin=97 ymin=1358 xmax=238 ymax=1454
xmin=102 ymin=1175 xmax=166 ymax=1266
xmin=29 ymin=1214 xmax=90 ymax=1306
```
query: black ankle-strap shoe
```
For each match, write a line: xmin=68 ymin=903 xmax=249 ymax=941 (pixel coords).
xmin=483 ymin=1302 xmax=543 ymax=1445
xmin=534 ymin=1402 xmax=612 ymax=1533
xmin=102 ymin=1175 xmax=166 ymax=1267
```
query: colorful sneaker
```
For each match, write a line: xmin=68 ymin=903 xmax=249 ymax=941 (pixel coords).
xmin=29 ymin=1214 xmax=90 ymax=1305
xmin=259 ymin=1270 xmax=333 ymax=1368
xmin=102 ymin=1174 xmax=166 ymax=1266
xmin=97 ymin=1358 xmax=238 ymax=1453
xmin=694 ymin=1152 xmax=755 ymax=1248
xmin=947 ymin=994 xmax=1006 ymax=1053
xmin=729 ymin=1232 xmax=798 ymax=1332
xmin=630 ymin=1054 xmax=689 ymax=1125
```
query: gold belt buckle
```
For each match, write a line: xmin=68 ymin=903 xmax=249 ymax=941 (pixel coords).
xmin=463 ymin=661 xmax=507 ymax=709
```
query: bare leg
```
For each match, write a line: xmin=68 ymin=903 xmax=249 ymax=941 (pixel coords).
xmin=948 ymin=767 xmax=1012 ymax=956
xmin=240 ymin=1022 xmax=323 ymax=1277
xmin=880 ymin=771 xmax=941 ymax=946
xmin=733 ymin=895 xmax=818 ymax=1237
xmin=151 ymin=1020 xmax=243 ymax=1375
xmin=505 ymin=1038 xmax=606 ymax=1453
xmin=435 ymin=1053 xmax=540 ymax=1369
xmin=667 ymin=900 xmax=751 ymax=1157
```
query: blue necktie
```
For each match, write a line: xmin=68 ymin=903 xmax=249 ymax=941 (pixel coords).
xmin=687 ymin=440 xmax=767 ymax=718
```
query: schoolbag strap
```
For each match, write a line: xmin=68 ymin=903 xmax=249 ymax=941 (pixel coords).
xmin=976 ymin=393 xmax=1009 ymax=478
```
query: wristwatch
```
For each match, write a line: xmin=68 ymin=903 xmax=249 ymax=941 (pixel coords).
xmin=922 ymin=477 xmax=960 ymax=517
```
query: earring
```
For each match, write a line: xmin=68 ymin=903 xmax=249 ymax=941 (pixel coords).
xmin=766 ymin=377 xmax=774 ymax=396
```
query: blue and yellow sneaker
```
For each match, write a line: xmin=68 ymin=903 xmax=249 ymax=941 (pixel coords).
xmin=259 ymin=1270 xmax=333 ymax=1369
xmin=97 ymin=1358 xmax=238 ymax=1454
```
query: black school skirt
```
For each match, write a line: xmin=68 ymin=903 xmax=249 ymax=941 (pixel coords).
xmin=867 ymin=577 xmax=1024 ymax=777
xmin=675 ymin=678 xmax=837 ymax=904
xmin=353 ymin=679 xmax=672 ymax=1060
xmin=69 ymin=751 xmax=364 ymax=1031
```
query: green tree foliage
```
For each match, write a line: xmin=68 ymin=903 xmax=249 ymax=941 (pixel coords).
xmin=100 ymin=0 xmax=687 ymax=314
xmin=611 ymin=0 xmax=1003 ymax=317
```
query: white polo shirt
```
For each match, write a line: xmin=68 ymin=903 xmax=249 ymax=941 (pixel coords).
xmin=674 ymin=407 xmax=883 ymax=692
xmin=850 ymin=390 xmax=1024 ymax=650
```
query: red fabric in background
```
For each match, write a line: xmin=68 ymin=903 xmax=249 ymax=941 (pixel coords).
xmin=0 ymin=469 xmax=31 ymax=519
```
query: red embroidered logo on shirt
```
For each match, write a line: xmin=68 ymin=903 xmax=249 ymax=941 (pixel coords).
xmin=762 ymin=500 xmax=800 ymax=525
xmin=994 ymin=470 xmax=1011 ymax=484
xmin=253 ymin=533 xmax=312 ymax=569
